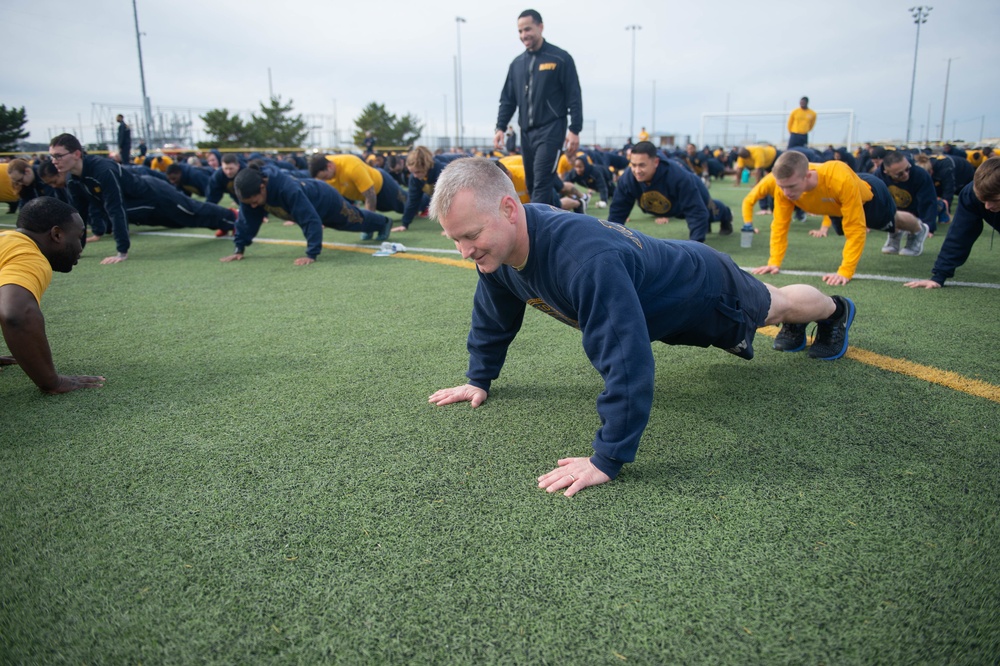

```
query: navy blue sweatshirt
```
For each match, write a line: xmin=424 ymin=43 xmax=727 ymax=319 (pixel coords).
xmin=930 ymin=183 xmax=1000 ymax=285
xmin=401 ymin=154 xmax=465 ymax=228
xmin=465 ymin=205 xmax=757 ymax=479
xmin=608 ymin=160 xmax=711 ymax=241
xmin=234 ymin=168 xmax=343 ymax=259
xmin=876 ymin=158 xmax=938 ymax=231
xmin=66 ymin=154 xmax=154 ymax=254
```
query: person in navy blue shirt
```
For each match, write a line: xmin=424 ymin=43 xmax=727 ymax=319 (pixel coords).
xmin=563 ymin=157 xmax=614 ymax=206
xmin=493 ymin=9 xmax=583 ymax=206
xmin=905 ymin=158 xmax=1000 ymax=289
xmin=116 ymin=114 xmax=132 ymax=164
xmin=428 ymin=158 xmax=855 ymax=496
xmin=609 ymin=142 xmax=733 ymax=239
xmin=49 ymin=134 xmax=235 ymax=265
xmin=222 ymin=165 xmax=391 ymax=266
xmin=394 ymin=147 xmax=465 ymax=232
xmin=165 ymin=162 xmax=212 ymax=198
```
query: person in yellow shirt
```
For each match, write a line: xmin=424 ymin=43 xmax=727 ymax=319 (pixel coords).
xmin=0 ymin=162 xmax=19 ymax=213
xmin=787 ymin=97 xmax=816 ymax=148
xmin=750 ymin=151 xmax=926 ymax=286
xmin=0 ymin=196 xmax=104 ymax=393
xmin=309 ymin=153 xmax=405 ymax=214
xmin=734 ymin=144 xmax=778 ymax=186
xmin=638 ymin=127 xmax=649 ymax=142
xmin=742 ymin=172 xmax=829 ymax=228
xmin=741 ymin=173 xmax=777 ymax=225
xmin=498 ymin=155 xmax=531 ymax=203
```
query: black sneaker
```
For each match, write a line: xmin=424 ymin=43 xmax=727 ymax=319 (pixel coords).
xmin=772 ymin=323 xmax=807 ymax=352
xmin=375 ymin=218 xmax=391 ymax=242
xmin=807 ymin=296 xmax=855 ymax=360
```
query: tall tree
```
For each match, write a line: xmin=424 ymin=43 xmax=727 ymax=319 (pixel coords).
xmin=0 ymin=105 xmax=29 ymax=152
xmin=246 ymin=96 xmax=307 ymax=148
xmin=198 ymin=108 xmax=248 ymax=149
xmin=353 ymin=102 xmax=422 ymax=148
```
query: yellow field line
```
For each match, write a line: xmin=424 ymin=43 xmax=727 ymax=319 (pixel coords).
xmin=757 ymin=325 xmax=1000 ymax=404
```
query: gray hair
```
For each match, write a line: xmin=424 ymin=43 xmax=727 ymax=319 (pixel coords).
xmin=429 ymin=157 xmax=518 ymax=222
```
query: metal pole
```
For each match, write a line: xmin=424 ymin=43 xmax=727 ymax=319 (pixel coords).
xmin=131 ymin=0 xmax=154 ymax=145
xmin=443 ymin=94 xmax=448 ymax=151
xmin=456 ymin=17 xmax=466 ymax=148
xmin=651 ymin=80 xmax=656 ymax=136
xmin=723 ymin=93 xmax=730 ymax=147
xmin=626 ymin=25 xmax=641 ymax=139
xmin=905 ymin=6 xmax=931 ymax=145
xmin=940 ymin=57 xmax=956 ymax=142
xmin=453 ymin=56 xmax=460 ymax=149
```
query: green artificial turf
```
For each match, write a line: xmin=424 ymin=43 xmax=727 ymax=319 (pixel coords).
xmin=1 ymin=185 xmax=998 ymax=664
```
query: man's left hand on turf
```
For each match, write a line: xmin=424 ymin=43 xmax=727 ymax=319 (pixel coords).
xmin=538 ymin=457 xmax=611 ymax=497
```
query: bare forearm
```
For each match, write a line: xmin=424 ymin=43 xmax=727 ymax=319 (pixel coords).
xmin=0 ymin=303 xmax=60 ymax=391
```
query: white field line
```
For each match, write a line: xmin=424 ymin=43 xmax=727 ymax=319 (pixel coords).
xmin=2 ymin=224 xmax=996 ymax=289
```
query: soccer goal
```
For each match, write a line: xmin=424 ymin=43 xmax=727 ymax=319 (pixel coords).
xmin=698 ymin=109 xmax=855 ymax=151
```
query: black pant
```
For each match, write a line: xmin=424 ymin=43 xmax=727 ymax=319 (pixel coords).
xmin=521 ymin=123 xmax=565 ymax=206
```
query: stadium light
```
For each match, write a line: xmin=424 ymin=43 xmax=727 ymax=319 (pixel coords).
xmin=131 ymin=0 xmax=154 ymax=146
xmin=940 ymin=56 xmax=958 ymax=142
xmin=456 ymin=17 xmax=466 ymax=149
xmin=626 ymin=25 xmax=641 ymax=140
xmin=905 ymin=6 xmax=931 ymax=145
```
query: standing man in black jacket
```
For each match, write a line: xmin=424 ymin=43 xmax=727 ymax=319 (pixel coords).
xmin=116 ymin=114 xmax=132 ymax=164
xmin=494 ymin=9 xmax=583 ymax=206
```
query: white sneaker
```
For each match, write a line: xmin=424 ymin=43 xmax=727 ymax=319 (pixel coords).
xmin=899 ymin=222 xmax=929 ymax=256
xmin=882 ymin=231 xmax=903 ymax=254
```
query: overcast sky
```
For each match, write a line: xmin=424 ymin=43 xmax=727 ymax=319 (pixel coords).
xmin=5 ymin=0 xmax=999 ymax=150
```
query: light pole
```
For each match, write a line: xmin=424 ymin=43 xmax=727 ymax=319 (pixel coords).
xmin=905 ymin=6 xmax=931 ymax=145
xmin=626 ymin=25 xmax=641 ymax=140
xmin=131 ymin=0 xmax=154 ymax=146
xmin=651 ymin=80 xmax=656 ymax=136
xmin=939 ymin=56 xmax=957 ymax=142
xmin=456 ymin=17 xmax=466 ymax=148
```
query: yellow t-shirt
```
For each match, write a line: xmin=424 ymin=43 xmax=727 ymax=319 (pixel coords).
xmin=735 ymin=145 xmax=777 ymax=171
xmin=557 ymin=154 xmax=573 ymax=178
xmin=0 ymin=231 xmax=52 ymax=303
xmin=150 ymin=156 xmax=174 ymax=172
xmin=638 ymin=130 xmax=649 ymax=142
xmin=499 ymin=156 xmax=531 ymax=204
xmin=0 ymin=163 xmax=17 ymax=203
xmin=787 ymin=107 xmax=817 ymax=134
xmin=769 ymin=161 xmax=872 ymax=280
xmin=322 ymin=154 xmax=384 ymax=202
xmin=966 ymin=150 xmax=985 ymax=168
xmin=741 ymin=173 xmax=777 ymax=222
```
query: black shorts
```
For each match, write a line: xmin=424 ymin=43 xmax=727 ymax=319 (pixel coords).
xmin=659 ymin=249 xmax=771 ymax=360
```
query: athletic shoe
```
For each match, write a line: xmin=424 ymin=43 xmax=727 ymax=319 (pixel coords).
xmin=793 ymin=208 xmax=806 ymax=222
xmin=360 ymin=232 xmax=373 ymax=241
xmin=214 ymin=228 xmax=232 ymax=237
xmin=807 ymin=296 xmax=855 ymax=360
xmin=899 ymin=222 xmax=929 ymax=256
xmin=882 ymin=231 xmax=903 ymax=254
xmin=772 ymin=323 xmax=807 ymax=352
xmin=375 ymin=219 xmax=391 ymax=242
xmin=579 ymin=194 xmax=588 ymax=216
xmin=719 ymin=218 xmax=733 ymax=236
